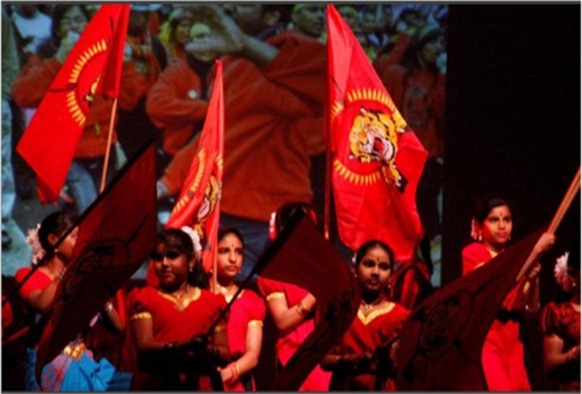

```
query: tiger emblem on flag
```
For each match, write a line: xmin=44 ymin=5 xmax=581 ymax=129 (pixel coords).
xmin=193 ymin=174 xmax=220 ymax=242
xmin=349 ymin=106 xmax=406 ymax=189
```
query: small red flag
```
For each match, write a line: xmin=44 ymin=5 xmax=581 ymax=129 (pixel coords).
xmin=15 ymin=5 xmax=130 ymax=204
xmin=326 ymin=4 xmax=428 ymax=260
xmin=147 ymin=60 xmax=224 ymax=284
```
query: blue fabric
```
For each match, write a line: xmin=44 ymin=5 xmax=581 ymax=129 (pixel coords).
xmin=25 ymin=344 xmax=132 ymax=391
xmin=24 ymin=347 xmax=41 ymax=391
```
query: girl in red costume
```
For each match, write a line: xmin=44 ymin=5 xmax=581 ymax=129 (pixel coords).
xmin=539 ymin=251 xmax=580 ymax=391
xmin=321 ymin=240 xmax=409 ymax=390
xmin=257 ymin=202 xmax=331 ymax=391
xmin=15 ymin=211 xmax=129 ymax=391
xmin=214 ymin=227 xmax=266 ymax=391
xmin=462 ymin=196 xmax=555 ymax=391
xmin=129 ymin=228 xmax=230 ymax=390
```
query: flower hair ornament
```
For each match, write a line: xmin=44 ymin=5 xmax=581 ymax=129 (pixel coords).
xmin=26 ymin=224 xmax=45 ymax=265
xmin=180 ymin=226 xmax=202 ymax=262
xmin=554 ymin=251 xmax=570 ymax=286
xmin=470 ymin=219 xmax=482 ymax=241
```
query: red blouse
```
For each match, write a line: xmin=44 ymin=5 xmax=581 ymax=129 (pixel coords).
xmin=223 ymin=289 xmax=266 ymax=391
xmin=129 ymin=285 xmax=226 ymax=343
xmin=336 ymin=299 xmax=409 ymax=390
xmin=257 ymin=277 xmax=331 ymax=391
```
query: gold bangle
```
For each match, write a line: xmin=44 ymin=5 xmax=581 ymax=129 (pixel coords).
xmin=230 ymin=362 xmax=239 ymax=380
xmin=56 ymin=268 xmax=67 ymax=281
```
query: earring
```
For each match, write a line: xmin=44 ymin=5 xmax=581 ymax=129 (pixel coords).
xmin=478 ymin=234 xmax=482 ymax=242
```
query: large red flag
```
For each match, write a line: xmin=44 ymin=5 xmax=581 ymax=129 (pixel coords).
xmin=35 ymin=142 xmax=157 ymax=376
xmin=162 ymin=60 xmax=224 ymax=273
xmin=326 ymin=4 xmax=428 ymax=260
xmin=15 ymin=5 xmax=129 ymax=204
xmin=395 ymin=227 xmax=544 ymax=390
xmin=254 ymin=210 xmax=361 ymax=390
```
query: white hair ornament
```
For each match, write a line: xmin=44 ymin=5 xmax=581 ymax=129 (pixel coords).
xmin=553 ymin=251 xmax=570 ymax=286
xmin=180 ymin=226 xmax=202 ymax=262
xmin=26 ymin=224 xmax=45 ymax=265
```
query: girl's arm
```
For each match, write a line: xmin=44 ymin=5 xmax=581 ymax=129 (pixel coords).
xmin=220 ymin=323 xmax=262 ymax=384
xmin=267 ymin=293 xmax=316 ymax=336
xmin=542 ymin=334 xmax=580 ymax=373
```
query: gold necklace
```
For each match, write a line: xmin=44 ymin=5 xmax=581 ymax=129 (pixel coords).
xmin=170 ymin=285 xmax=190 ymax=301
xmin=361 ymin=296 xmax=383 ymax=314
xmin=219 ymin=284 xmax=238 ymax=302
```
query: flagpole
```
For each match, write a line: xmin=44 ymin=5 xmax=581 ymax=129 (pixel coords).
xmin=212 ymin=247 xmax=218 ymax=294
xmin=515 ymin=166 xmax=580 ymax=283
xmin=547 ymin=166 xmax=580 ymax=234
xmin=323 ymin=25 xmax=331 ymax=241
xmin=99 ymin=98 xmax=118 ymax=192
xmin=99 ymin=97 xmax=127 ymax=327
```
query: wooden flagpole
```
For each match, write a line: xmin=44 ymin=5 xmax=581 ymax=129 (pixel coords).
xmin=99 ymin=98 xmax=118 ymax=192
xmin=99 ymin=97 xmax=127 ymax=326
xmin=516 ymin=166 xmax=580 ymax=282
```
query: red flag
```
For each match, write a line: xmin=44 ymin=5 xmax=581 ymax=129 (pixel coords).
xmin=96 ymin=5 xmax=130 ymax=99
xmin=395 ymin=228 xmax=544 ymax=390
xmin=164 ymin=60 xmax=224 ymax=273
xmin=15 ymin=5 xmax=130 ymax=204
xmin=35 ymin=142 xmax=158 ymax=376
xmin=254 ymin=210 xmax=361 ymax=390
xmin=326 ymin=4 xmax=428 ymax=260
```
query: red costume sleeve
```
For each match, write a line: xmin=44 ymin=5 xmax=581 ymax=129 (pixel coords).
xmin=145 ymin=60 xmax=208 ymax=129
xmin=15 ymin=267 xmax=52 ymax=299
xmin=145 ymin=60 xmax=209 ymax=155
xmin=461 ymin=242 xmax=493 ymax=275
xmin=260 ymin=32 xmax=326 ymax=111
xmin=539 ymin=302 xmax=561 ymax=336
xmin=12 ymin=56 xmax=60 ymax=109
xmin=117 ymin=62 xmax=148 ymax=112
xmin=160 ymin=137 xmax=198 ymax=196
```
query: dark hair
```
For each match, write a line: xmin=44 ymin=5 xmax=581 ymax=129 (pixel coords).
xmin=400 ymin=23 xmax=443 ymax=71
xmin=37 ymin=4 xmax=89 ymax=59
xmin=274 ymin=202 xmax=316 ymax=235
xmin=218 ymin=227 xmax=245 ymax=248
xmin=354 ymin=240 xmax=395 ymax=272
xmin=38 ymin=211 xmax=77 ymax=257
xmin=155 ymin=229 xmax=209 ymax=289
xmin=473 ymin=196 xmax=513 ymax=224
xmin=169 ymin=9 xmax=193 ymax=42
xmin=156 ymin=228 xmax=194 ymax=260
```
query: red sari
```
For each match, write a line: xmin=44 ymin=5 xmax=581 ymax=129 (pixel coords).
xmin=257 ymin=277 xmax=331 ymax=391
xmin=129 ymin=286 xmax=227 ymax=390
xmin=223 ymin=289 xmax=266 ymax=391
xmin=462 ymin=242 xmax=531 ymax=391
xmin=331 ymin=298 xmax=409 ymax=390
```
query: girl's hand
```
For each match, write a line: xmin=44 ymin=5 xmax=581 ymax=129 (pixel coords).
xmin=526 ymin=262 xmax=542 ymax=281
xmin=533 ymin=232 xmax=556 ymax=256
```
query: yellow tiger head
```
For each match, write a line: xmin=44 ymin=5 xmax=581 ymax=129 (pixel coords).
xmin=348 ymin=106 xmax=404 ymax=188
